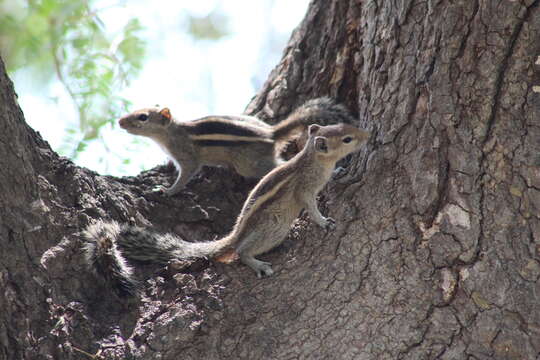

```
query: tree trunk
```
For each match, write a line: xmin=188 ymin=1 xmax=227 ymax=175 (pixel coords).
xmin=2 ymin=0 xmax=540 ymax=359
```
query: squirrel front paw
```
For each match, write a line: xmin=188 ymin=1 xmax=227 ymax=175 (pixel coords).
xmin=152 ymin=185 xmax=167 ymax=194
xmin=152 ymin=185 xmax=184 ymax=197
xmin=332 ymin=166 xmax=347 ymax=179
xmin=163 ymin=187 xmax=178 ymax=197
xmin=317 ymin=217 xmax=336 ymax=231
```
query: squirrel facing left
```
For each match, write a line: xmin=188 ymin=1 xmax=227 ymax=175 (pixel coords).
xmin=83 ymin=123 xmax=370 ymax=297
xmin=118 ymin=98 xmax=352 ymax=196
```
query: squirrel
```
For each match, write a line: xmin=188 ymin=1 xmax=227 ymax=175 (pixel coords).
xmin=118 ymin=98 xmax=354 ymax=196
xmin=83 ymin=122 xmax=370 ymax=297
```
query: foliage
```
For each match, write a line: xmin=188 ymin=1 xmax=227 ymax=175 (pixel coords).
xmin=187 ymin=10 xmax=229 ymax=41
xmin=0 ymin=0 xmax=146 ymax=158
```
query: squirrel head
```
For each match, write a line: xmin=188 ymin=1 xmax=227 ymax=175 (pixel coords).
xmin=307 ymin=123 xmax=369 ymax=163
xmin=118 ymin=107 xmax=173 ymax=136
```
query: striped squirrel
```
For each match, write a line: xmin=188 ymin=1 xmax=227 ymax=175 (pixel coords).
xmin=118 ymin=98 xmax=353 ymax=196
xmin=83 ymin=123 xmax=370 ymax=297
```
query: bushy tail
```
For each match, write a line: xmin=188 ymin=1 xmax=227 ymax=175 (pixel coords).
xmin=82 ymin=220 xmax=230 ymax=297
xmin=272 ymin=98 xmax=356 ymax=159
xmin=271 ymin=97 xmax=355 ymax=140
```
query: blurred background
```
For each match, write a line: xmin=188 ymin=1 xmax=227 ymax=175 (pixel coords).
xmin=0 ymin=0 xmax=310 ymax=176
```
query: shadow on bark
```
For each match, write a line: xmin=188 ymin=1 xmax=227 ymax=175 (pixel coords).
xmin=1 ymin=0 xmax=540 ymax=359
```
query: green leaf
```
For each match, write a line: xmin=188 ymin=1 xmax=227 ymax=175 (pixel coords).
xmin=187 ymin=11 xmax=229 ymax=41
xmin=0 ymin=0 xmax=148 ymax=167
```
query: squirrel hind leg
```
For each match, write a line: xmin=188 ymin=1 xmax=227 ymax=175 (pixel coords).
xmin=240 ymin=255 xmax=274 ymax=278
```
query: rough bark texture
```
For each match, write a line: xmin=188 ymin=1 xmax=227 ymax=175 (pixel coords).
xmin=1 ymin=0 xmax=540 ymax=359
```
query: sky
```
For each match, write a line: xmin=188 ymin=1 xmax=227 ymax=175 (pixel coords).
xmin=12 ymin=0 xmax=310 ymax=176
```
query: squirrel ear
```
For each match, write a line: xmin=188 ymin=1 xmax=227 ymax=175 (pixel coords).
xmin=314 ymin=136 xmax=328 ymax=153
xmin=159 ymin=108 xmax=172 ymax=121
xmin=308 ymin=124 xmax=321 ymax=136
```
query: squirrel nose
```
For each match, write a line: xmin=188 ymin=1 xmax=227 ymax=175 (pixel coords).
xmin=118 ymin=118 xmax=127 ymax=128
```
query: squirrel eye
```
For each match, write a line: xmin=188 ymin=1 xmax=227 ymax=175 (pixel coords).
xmin=342 ymin=136 xmax=353 ymax=144
xmin=138 ymin=114 xmax=148 ymax=121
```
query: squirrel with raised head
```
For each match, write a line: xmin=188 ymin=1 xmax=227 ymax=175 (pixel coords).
xmin=83 ymin=122 xmax=370 ymax=297
xmin=118 ymin=98 xmax=352 ymax=196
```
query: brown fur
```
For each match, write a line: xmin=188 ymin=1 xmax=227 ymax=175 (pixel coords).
xmin=83 ymin=123 xmax=369 ymax=296
xmin=118 ymin=98 xmax=354 ymax=196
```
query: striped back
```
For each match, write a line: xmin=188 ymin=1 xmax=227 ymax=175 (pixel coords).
xmin=184 ymin=116 xmax=273 ymax=146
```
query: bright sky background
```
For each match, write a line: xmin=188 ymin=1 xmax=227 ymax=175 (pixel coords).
xmin=12 ymin=0 xmax=310 ymax=176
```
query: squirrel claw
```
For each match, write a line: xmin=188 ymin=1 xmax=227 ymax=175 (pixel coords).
xmin=324 ymin=217 xmax=336 ymax=231
xmin=332 ymin=166 xmax=347 ymax=179
xmin=256 ymin=261 xmax=274 ymax=278
xmin=154 ymin=185 xmax=194 ymax=198
xmin=152 ymin=185 xmax=167 ymax=194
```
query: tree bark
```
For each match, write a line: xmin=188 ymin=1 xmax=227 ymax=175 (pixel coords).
xmin=1 ymin=0 xmax=540 ymax=359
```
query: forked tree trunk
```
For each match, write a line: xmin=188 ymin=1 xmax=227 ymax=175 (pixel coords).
xmin=1 ymin=0 xmax=540 ymax=359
